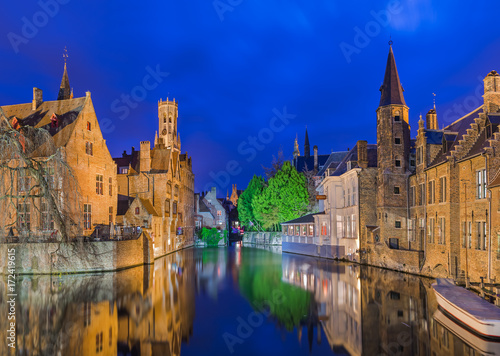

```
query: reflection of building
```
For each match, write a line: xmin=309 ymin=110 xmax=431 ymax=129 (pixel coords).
xmin=0 ymin=249 xmax=196 ymax=356
xmin=282 ymin=255 xmax=362 ymax=355
xmin=114 ymin=98 xmax=195 ymax=257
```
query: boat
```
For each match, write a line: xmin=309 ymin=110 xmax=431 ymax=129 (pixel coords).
xmin=433 ymin=309 xmax=500 ymax=355
xmin=432 ymin=278 xmax=500 ymax=339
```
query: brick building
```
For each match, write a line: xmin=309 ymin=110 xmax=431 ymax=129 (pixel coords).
xmin=114 ymin=98 xmax=195 ymax=257
xmin=0 ymin=62 xmax=117 ymax=239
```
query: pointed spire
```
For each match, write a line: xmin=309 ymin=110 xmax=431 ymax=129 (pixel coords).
xmin=293 ymin=134 xmax=300 ymax=159
xmin=304 ymin=126 xmax=310 ymax=159
xmin=379 ymin=43 xmax=406 ymax=107
xmin=58 ymin=48 xmax=71 ymax=100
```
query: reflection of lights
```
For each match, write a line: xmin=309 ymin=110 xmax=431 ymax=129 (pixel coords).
xmin=303 ymin=274 xmax=307 ymax=288
xmin=323 ymin=279 xmax=328 ymax=295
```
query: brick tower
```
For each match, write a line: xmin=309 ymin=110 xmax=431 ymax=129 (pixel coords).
xmin=376 ymin=43 xmax=411 ymax=249
xmin=158 ymin=98 xmax=180 ymax=151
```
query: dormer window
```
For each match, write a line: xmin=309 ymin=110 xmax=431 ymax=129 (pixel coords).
xmin=50 ymin=113 xmax=59 ymax=128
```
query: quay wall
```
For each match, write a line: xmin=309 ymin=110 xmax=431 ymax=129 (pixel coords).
xmin=242 ymin=232 xmax=282 ymax=245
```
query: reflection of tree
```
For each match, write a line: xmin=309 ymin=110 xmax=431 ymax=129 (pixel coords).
xmin=238 ymin=250 xmax=311 ymax=331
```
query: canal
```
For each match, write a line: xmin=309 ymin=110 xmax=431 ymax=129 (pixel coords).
xmin=0 ymin=245 xmax=492 ymax=355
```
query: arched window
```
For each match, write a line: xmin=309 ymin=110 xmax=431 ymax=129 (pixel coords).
xmin=135 ymin=207 xmax=140 ymax=215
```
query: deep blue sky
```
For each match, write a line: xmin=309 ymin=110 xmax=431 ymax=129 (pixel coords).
xmin=1 ymin=1 xmax=499 ymax=195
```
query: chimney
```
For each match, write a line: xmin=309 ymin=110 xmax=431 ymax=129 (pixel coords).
xmin=313 ymin=145 xmax=318 ymax=170
xmin=32 ymin=88 xmax=43 ymax=110
xmin=357 ymin=140 xmax=368 ymax=168
xmin=211 ymin=186 xmax=216 ymax=197
xmin=426 ymin=109 xmax=438 ymax=130
xmin=139 ymin=141 xmax=151 ymax=172
xmin=484 ymin=70 xmax=500 ymax=114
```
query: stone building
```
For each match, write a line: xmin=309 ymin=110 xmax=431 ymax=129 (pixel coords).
xmin=194 ymin=187 xmax=227 ymax=230
xmin=0 ymin=62 xmax=117 ymax=238
xmin=113 ymin=98 xmax=195 ymax=257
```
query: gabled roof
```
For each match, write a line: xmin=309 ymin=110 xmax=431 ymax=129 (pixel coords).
xmin=329 ymin=144 xmax=377 ymax=177
xmin=316 ymin=151 xmax=350 ymax=177
xmin=379 ymin=46 xmax=406 ymax=107
xmin=139 ymin=198 xmax=160 ymax=217
xmin=1 ymin=97 xmax=86 ymax=148
xmin=199 ymin=199 xmax=210 ymax=213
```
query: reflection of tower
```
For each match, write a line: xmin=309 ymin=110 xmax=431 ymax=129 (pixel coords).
xmin=158 ymin=98 xmax=180 ymax=151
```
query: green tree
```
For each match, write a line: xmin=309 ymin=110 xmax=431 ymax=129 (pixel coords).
xmin=253 ymin=161 xmax=308 ymax=230
xmin=238 ymin=175 xmax=265 ymax=229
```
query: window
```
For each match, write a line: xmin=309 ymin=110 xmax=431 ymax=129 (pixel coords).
xmin=352 ymin=215 xmax=356 ymax=238
xmin=337 ymin=216 xmax=343 ymax=237
xmin=43 ymin=165 xmax=55 ymax=189
xmin=85 ymin=142 xmax=93 ymax=156
xmin=347 ymin=189 xmax=351 ymax=207
xmin=394 ymin=115 xmax=401 ymax=122
xmin=302 ymin=225 xmax=307 ymax=236
xmin=135 ymin=207 xmax=140 ymax=215
xmin=395 ymin=137 xmax=401 ymax=145
xmin=18 ymin=176 xmax=31 ymax=193
xmin=295 ymin=225 xmax=300 ymax=236
xmin=347 ymin=215 xmax=351 ymax=237
xmin=308 ymin=224 xmax=314 ymax=236
xmin=477 ymin=222 xmax=487 ymax=250
xmin=119 ymin=167 xmax=128 ymax=174
xmin=428 ymin=180 xmax=435 ymax=204
xmin=96 ymin=331 xmax=103 ymax=353
xmin=389 ymin=238 xmax=399 ymax=249
xmin=468 ymin=221 xmax=472 ymax=248
xmin=439 ymin=218 xmax=445 ymax=244
xmin=419 ymin=183 xmax=425 ymax=206
xmin=109 ymin=207 xmax=113 ymax=225
xmin=395 ymin=159 xmax=401 ymax=167
xmin=417 ymin=147 xmax=423 ymax=165
xmin=96 ymin=175 xmax=103 ymax=195
xmin=321 ymin=222 xmax=327 ymax=236
xmin=83 ymin=302 xmax=91 ymax=327
xmin=173 ymin=201 xmax=177 ymax=214
xmin=41 ymin=202 xmax=54 ymax=231
xmin=410 ymin=186 xmax=415 ymax=206
xmin=477 ymin=169 xmax=487 ymax=199
xmin=84 ymin=204 xmax=92 ymax=229
xmin=352 ymin=186 xmax=356 ymax=205
xmin=87 ymin=121 xmax=91 ymax=131
xmin=165 ymin=199 xmax=170 ymax=215
xmin=428 ymin=218 xmax=434 ymax=243
xmin=462 ymin=222 xmax=466 ymax=247
xmin=109 ymin=178 xmax=112 ymax=196
xmin=395 ymin=220 xmax=401 ymax=229
xmin=440 ymin=177 xmax=446 ymax=202
xmin=18 ymin=202 xmax=31 ymax=231
xmin=394 ymin=186 xmax=400 ymax=195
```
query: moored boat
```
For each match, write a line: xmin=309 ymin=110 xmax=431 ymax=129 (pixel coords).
xmin=432 ymin=278 xmax=500 ymax=339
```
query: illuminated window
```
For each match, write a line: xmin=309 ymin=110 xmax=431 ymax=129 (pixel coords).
xmin=84 ymin=204 xmax=92 ymax=229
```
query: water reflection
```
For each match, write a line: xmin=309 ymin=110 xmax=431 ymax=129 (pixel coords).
xmin=1 ymin=247 xmax=496 ymax=355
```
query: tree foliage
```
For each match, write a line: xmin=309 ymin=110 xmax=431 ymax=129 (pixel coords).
xmin=237 ymin=175 xmax=265 ymax=229
xmin=252 ymin=161 xmax=308 ymax=230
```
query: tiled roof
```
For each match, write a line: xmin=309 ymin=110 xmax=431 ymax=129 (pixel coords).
xmin=330 ymin=144 xmax=377 ymax=177
xmin=316 ymin=151 xmax=349 ymax=176
xmin=379 ymin=46 xmax=406 ymax=107
xmin=1 ymin=97 xmax=87 ymax=148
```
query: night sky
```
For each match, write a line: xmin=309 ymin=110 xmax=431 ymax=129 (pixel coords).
xmin=1 ymin=1 xmax=500 ymax=195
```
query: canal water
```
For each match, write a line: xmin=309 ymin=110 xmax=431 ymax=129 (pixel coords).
xmin=0 ymin=245 xmax=494 ymax=355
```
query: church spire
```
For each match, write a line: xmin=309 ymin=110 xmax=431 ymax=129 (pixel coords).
xmin=304 ymin=126 xmax=310 ymax=159
xmin=58 ymin=47 xmax=71 ymax=101
xmin=293 ymin=134 xmax=300 ymax=159
xmin=379 ymin=43 xmax=406 ymax=107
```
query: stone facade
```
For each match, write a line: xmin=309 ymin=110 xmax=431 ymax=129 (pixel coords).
xmin=114 ymin=98 xmax=195 ymax=258
xmin=0 ymin=66 xmax=117 ymax=239
xmin=193 ymin=187 xmax=227 ymax=230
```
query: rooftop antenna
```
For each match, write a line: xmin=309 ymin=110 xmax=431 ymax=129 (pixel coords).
xmin=63 ymin=46 xmax=68 ymax=64
xmin=388 ymin=35 xmax=393 ymax=46
xmin=432 ymin=93 xmax=436 ymax=110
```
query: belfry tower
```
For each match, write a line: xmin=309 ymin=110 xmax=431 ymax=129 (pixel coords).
xmin=158 ymin=98 xmax=180 ymax=151
xmin=376 ymin=42 xmax=411 ymax=248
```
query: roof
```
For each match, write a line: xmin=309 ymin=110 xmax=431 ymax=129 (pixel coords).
xmin=281 ymin=212 xmax=324 ymax=225
xmin=488 ymin=167 xmax=500 ymax=188
xmin=292 ymin=154 xmax=330 ymax=172
xmin=199 ymin=199 xmax=210 ymax=213
xmin=424 ymin=130 xmax=444 ymax=145
xmin=316 ymin=151 xmax=350 ymax=176
xmin=1 ymin=97 xmax=87 ymax=148
xmin=58 ymin=62 xmax=71 ymax=100
xmin=379 ymin=46 xmax=406 ymax=107
xmin=427 ymin=107 xmax=483 ymax=168
xmin=329 ymin=144 xmax=377 ymax=177
xmin=139 ymin=198 xmax=160 ymax=217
